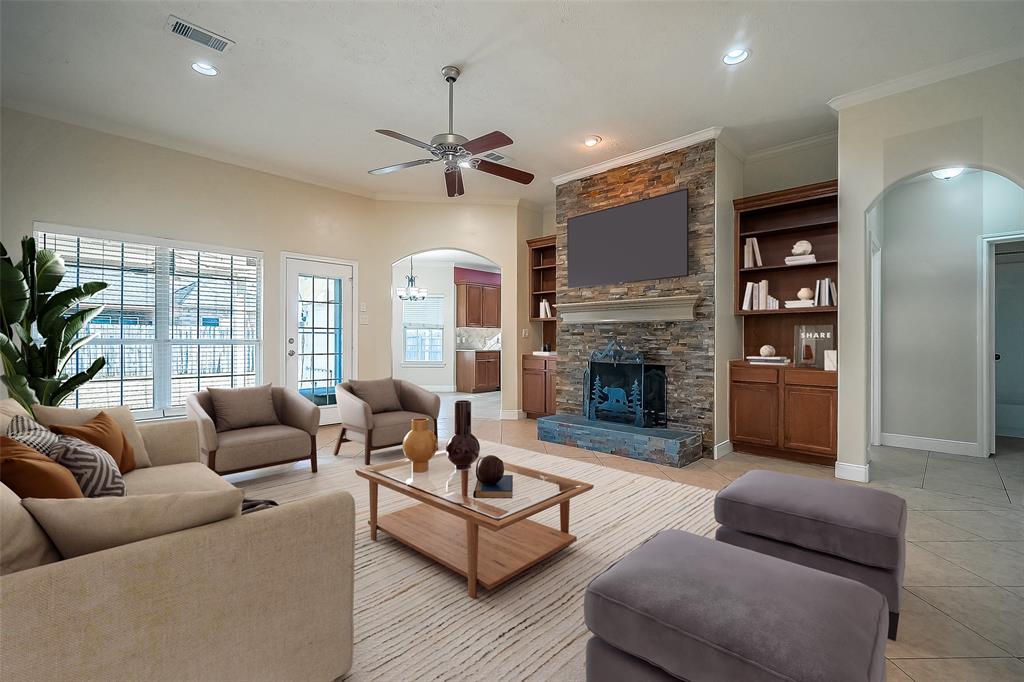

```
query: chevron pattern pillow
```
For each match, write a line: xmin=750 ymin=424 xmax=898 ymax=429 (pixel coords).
xmin=6 ymin=415 xmax=61 ymax=458
xmin=52 ymin=436 xmax=126 ymax=498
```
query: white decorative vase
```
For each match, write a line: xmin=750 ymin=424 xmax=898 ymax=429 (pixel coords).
xmin=792 ymin=240 xmax=813 ymax=256
xmin=759 ymin=345 xmax=776 ymax=357
xmin=797 ymin=287 xmax=814 ymax=300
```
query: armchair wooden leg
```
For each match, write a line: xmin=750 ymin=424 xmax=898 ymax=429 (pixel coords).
xmin=333 ymin=428 xmax=345 ymax=456
xmin=364 ymin=428 xmax=373 ymax=466
xmin=207 ymin=449 xmax=218 ymax=473
xmin=309 ymin=433 xmax=318 ymax=473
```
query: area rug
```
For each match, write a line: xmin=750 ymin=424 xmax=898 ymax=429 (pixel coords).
xmin=237 ymin=441 xmax=718 ymax=681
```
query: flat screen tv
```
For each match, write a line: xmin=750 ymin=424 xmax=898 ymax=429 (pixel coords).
xmin=567 ymin=189 xmax=688 ymax=288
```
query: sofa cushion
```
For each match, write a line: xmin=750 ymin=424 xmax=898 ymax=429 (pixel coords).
xmin=23 ymin=489 xmax=244 ymax=559
xmin=371 ymin=411 xmax=432 ymax=448
xmin=50 ymin=411 xmax=136 ymax=474
xmin=0 ymin=483 xmax=60 ymax=574
xmin=52 ymin=435 xmax=126 ymax=498
xmin=0 ymin=437 xmax=84 ymax=499
xmin=585 ymin=529 xmax=888 ymax=682
xmin=715 ymin=470 xmax=907 ymax=569
xmin=5 ymin=414 xmax=61 ymax=458
xmin=208 ymin=384 xmax=279 ymax=433
xmin=123 ymin=462 xmax=235 ymax=495
xmin=0 ymin=398 xmax=31 ymax=436
xmin=34 ymin=405 xmax=152 ymax=468
xmin=349 ymin=378 xmax=402 ymax=414
xmin=214 ymin=424 xmax=310 ymax=472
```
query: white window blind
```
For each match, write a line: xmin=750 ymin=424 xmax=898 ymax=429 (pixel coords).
xmin=35 ymin=227 xmax=262 ymax=417
xmin=403 ymin=295 xmax=444 ymax=363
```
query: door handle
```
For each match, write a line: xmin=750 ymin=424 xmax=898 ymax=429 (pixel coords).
xmin=995 ymin=353 xmax=1001 ymax=361
xmin=288 ymin=350 xmax=296 ymax=357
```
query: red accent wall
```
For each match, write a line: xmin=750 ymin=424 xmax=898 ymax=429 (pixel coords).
xmin=454 ymin=267 xmax=501 ymax=286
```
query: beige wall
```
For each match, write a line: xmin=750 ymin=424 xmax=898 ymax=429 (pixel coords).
xmin=743 ymin=134 xmax=838 ymax=196
xmin=1 ymin=108 xmax=542 ymax=414
xmin=714 ymin=141 xmax=744 ymax=454
xmin=835 ymin=59 xmax=1024 ymax=478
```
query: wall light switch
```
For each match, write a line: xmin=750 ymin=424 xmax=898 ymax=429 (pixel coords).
xmin=359 ymin=302 xmax=367 ymax=312
xmin=359 ymin=313 xmax=369 ymax=325
xmin=521 ymin=328 xmax=529 ymax=338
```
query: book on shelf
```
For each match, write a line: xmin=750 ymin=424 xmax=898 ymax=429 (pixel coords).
xmin=784 ymin=300 xmax=815 ymax=308
xmin=742 ymin=280 xmax=778 ymax=311
xmin=752 ymin=238 xmax=762 ymax=267
xmin=743 ymin=237 xmax=763 ymax=268
xmin=784 ymin=255 xmax=817 ymax=265
xmin=811 ymin=277 xmax=838 ymax=307
xmin=748 ymin=359 xmax=792 ymax=366
xmin=474 ymin=475 xmax=513 ymax=499
xmin=745 ymin=355 xmax=789 ymax=363
xmin=538 ymin=299 xmax=553 ymax=318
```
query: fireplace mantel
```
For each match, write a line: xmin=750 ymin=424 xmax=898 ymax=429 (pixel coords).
xmin=556 ymin=295 xmax=701 ymax=324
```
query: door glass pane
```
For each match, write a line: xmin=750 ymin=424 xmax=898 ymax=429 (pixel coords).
xmin=295 ymin=272 xmax=343 ymax=406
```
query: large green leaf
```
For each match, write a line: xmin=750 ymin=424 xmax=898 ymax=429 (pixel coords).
xmin=19 ymin=237 xmax=37 ymax=320
xmin=50 ymin=356 xmax=105 ymax=406
xmin=0 ymin=374 xmax=37 ymax=414
xmin=0 ymin=332 xmax=27 ymax=376
xmin=57 ymin=305 xmax=105 ymax=346
xmin=0 ymin=260 xmax=30 ymax=328
xmin=34 ymin=249 xmax=66 ymax=295
xmin=57 ymin=334 xmax=95 ymax=374
xmin=38 ymin=284 xmax=107 ymax=336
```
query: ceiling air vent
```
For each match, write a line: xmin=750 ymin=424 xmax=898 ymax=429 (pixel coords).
xmin=481 ymin=151 xmax=508 ymax=163
xmin=166 ymin=15 xmax=234 ymax=53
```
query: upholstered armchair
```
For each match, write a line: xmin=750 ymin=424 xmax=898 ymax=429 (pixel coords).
xmin=186 ymin=386 xmax=320 ymax=475
xmin=333 ymin=378 xmax=441 ymax=464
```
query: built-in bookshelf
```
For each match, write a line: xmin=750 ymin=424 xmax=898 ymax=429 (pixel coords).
xmin=733 ymin=180 xmax=839 ymax=357
xmin=526 ymin=235 xmax=557 ymax=351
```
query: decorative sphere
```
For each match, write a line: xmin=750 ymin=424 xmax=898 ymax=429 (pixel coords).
xmin=797 ymin=287 xmax=815 ymax=300
xmin=791 ymin=240 xmax=813 ymax=256
xmin=475 ymin=455 xmax=504 ymax=485
xmin=759 ymin=345 xmax=776 ymax=358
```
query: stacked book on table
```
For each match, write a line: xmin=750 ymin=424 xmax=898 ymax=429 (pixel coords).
xmin=741 ymin=279 xmax=779 ymax=311
xmin=745 ymin=355 xmax=790 ymax=366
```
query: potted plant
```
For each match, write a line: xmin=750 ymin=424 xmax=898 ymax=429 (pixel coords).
xmin=0 ymin=236 xmax=109 ymax=413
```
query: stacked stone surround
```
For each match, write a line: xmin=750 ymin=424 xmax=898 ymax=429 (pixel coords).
xmin=554 ymin=139 xmax=716 ymax=455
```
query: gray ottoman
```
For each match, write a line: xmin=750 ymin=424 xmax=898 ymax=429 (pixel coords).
xmin=714 ymin=470 xmax=907 ymax=639
xmin=584 ymin=529 xmax=888 ymax=682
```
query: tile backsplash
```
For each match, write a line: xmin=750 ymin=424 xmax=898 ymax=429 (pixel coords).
xmin=456 ymin=327 xmax=501 ymax=350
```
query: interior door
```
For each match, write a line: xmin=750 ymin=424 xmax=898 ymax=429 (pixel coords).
xmin=284 ymin=256 xmax=354 ymax=425
xmin=995 ymin=247 xmax=1024 ymax=438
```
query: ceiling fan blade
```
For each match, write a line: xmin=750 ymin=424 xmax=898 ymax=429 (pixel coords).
xmin=445 ymin=167 xmax=465 ymax=197
xmin=368 ymin=158 xmax=437 ymax=175
xmin=462 ymin=131 xmax=513 ymax=155
xmin=472 ymin=158 xmax=534 ymax=185
xmin=375 ymin=129 xmax=434 ymax=151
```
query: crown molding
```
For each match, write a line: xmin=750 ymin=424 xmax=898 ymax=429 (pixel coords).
xmin=828 ymin=45 xmax=1024 ymax=111
xmin=744 ymin=131 xmax=838 ymax=164
xmin=550 ymin=127 xmax=723 ymax=186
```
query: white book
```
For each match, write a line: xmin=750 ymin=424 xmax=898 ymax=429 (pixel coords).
xmin=784 ymin=255 xmax=817 ymax=265
xmin=759 ymin=279 xmax=769 ymax=310
xmin=742 ymin=282 xmax=754 ymax=310
xmin=785 ymin=300 xmax=815 ymax=308
xmin=752 ymin=283 xmax=759 ymax=310
xmin=830 ymin=280 xmax=839 ymax=306
xmin=746 ymin=356 xmax=789 ymax=362
xmin=749 ymin=359 xmax=792 ymax=366
xmin=752 ymin=238 xmax=763 ymax=267
xmin=814 ymin=279 xmax=822 ymax=306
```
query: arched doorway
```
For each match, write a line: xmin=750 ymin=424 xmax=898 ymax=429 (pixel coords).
xmin=391 ymin=248 xmax=502 ymax=420
xmin=867 ymin=167 xmax=1024 ymax=482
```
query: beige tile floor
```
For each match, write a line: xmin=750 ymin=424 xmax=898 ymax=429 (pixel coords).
xmin=309 ymin=418 xmax=1024 ymax=681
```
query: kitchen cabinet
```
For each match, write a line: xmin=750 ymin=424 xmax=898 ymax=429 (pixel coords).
xmin=456 ymin=351 xmax=500 ymax=393
xmin=457 ymin=283 xmax=500 ymax=328
xmin=522 ymin=354 xmax=557 ymax=418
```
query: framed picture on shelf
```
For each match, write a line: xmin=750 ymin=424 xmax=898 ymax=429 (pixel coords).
xmin=794 ymin=325 xmax=834 ymax=369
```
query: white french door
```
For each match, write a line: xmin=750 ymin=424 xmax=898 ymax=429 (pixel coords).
xmin=283 ymin=255 xmax=355 ymax=425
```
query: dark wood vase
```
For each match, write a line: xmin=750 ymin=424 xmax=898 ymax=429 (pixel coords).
xmin=446 ymin=400 xmax=480 ymax=470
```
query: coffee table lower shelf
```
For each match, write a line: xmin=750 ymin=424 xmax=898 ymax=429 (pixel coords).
xmin=375 ymin=503 xmax=576 ymax=593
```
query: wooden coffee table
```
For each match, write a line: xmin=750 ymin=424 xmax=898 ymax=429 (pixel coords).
xmin=356 ymin=455 xmax=592 ymax=598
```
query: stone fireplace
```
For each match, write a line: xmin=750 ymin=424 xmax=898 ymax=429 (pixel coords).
xmin=584 ymin=341 xmax=667 ymax=429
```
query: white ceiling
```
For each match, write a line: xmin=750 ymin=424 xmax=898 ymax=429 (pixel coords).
xmin=3 ymin=1 xmax=1022 ymax=205
xmin=396 ymin=249 xmax=499 ymax=271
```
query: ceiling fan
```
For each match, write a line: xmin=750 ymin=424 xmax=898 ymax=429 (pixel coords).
xmin=368 ymin=65 xmax=535 ymax=197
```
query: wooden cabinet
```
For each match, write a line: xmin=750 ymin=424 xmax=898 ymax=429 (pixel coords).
xmin=522 ymin=354 xmax=557 ymax=418
xmin=456 ymin=283 xmax=500 ymax=328
xmin=729 ymin=361 xmax=837 ymax=464
xmin=456 ymin=351 xmax=500 ymax=393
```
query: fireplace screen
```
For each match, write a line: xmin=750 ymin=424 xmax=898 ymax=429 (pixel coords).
xmin=584 ymin=341 xmax=667 ymax=428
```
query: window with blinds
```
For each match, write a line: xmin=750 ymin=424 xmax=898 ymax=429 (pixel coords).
xmin=35 ymin=227 xmax=262 ymax=417
xmin=402 ymin=295 xmax=444 ymax=364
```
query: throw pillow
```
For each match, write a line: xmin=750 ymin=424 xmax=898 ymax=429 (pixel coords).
xmin=49 ymin=411 xmax=136 ymax=474
xmin=0 ymin=398 xmax=32 ymax=436
xmin=52 ymin=435 xmax=126 ymax=498
xmin=349 ymin=378 xmax=402 ymax=414
xmin=0 ymin=437 xmax=84 ymax=499
xmin=33 ymin=405 xmax=152 ymax=468
xmin=207 ymin=384 xmax=279 ymax=432
xmin=6 ymin=415 xmax=61 ymax=458
xmin=0 ymin=483 xmax=60 ymax=575
xmin=23 ymin=488 xmax=245 ymax=559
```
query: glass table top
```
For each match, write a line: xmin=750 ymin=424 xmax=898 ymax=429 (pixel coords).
xmin=373 ymin=454 xmax=578 ymax=520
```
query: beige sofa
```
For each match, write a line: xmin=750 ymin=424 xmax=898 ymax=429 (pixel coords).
xmin=1 ymin=417 xmax=355 ymax=682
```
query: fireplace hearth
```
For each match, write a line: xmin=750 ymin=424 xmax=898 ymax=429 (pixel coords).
xmin=584 ymin=341 xmax=667 ymax=428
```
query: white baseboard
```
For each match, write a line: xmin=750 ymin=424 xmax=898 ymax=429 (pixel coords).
xmin=880 ymin=432 xmax=980 ymax=457
xmin=835 ymin=461 xmax=870 ymax=483
xmin=713 ymin=440 xmax=733 ymax=460
xmin=500 ymin=410 xmax=526 ymax=421
xmin=420 ymin=384 xmax=455 ymax=393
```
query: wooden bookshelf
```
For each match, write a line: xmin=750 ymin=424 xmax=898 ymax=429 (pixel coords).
xmin=526 ymin=235 xmax=557 ymax=351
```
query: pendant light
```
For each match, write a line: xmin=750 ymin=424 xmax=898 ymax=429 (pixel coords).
xmin=396 ymin=256 xmax=428 ymax=301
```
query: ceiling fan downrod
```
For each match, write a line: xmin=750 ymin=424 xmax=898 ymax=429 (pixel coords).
xmin=441 ymin=65 xmax=460 ymax=135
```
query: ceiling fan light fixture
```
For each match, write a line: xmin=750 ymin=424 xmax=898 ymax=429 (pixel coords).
xmin=722 ymin=48 xmax=750 ymax=65
xmin=190 ymin=62 xmax=218 ymax=76
xmin=583 ymin=135 xmax=602 ymax=148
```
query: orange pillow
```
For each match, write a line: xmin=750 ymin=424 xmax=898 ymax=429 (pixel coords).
xmin=0 ymin=437 xmax=84 ymax=499
xmin=50 ymin=411 xmax=136 ymax=474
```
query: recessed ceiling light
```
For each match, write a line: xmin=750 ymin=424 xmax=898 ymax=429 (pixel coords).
xmin=191 ymin=62 xmax=218 ymax=76
xmin=722 ymin=48 xmax=749 ymax=65
xmin=583 ymin=135 xmax=602 ymax=148
xmin=931 ymin=167 xmax=964 ymax=180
